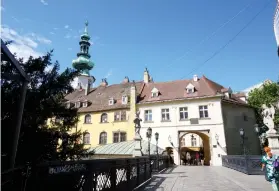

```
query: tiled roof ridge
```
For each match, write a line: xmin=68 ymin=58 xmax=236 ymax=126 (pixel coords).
xmin=100 ymin=80 xmax=143 ymax=88
xmin=145 ymin=78 xmax=190 ymax=85
xmin=201 ymin=75 xmax=225 ymax=94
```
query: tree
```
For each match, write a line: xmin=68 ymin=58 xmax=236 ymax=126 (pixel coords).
xmin=1 ymin=50 xmax=91 ymax=170
xmin=247 ymin=81 xmax=279 ymax=138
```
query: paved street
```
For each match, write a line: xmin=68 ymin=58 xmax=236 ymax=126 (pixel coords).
xmin=139 ymin=166 xmax=271 ymax=191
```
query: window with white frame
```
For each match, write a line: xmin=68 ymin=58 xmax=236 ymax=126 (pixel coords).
xmin=186 ymin=83 xmax=195 ymax=94
xmin=191 ymin=137 xmax=197 ymax=147
xmin=199 ymin=105 xmax=209 ymax=118
xmin=161 ymin=108 xmax=170 ymax=121
xmin=179 ymin=107 xmax=188 ymax=120
xmin=114 ymin=111 xmax=126 ymax=121
xmin=181 ymin=138 xmax=185 ymax=147
xmin=99 ymin=132 xmax=107 ymax=144
xmin=144 ymin=110 xmax=152 ymax=122
xmin=108 ymin=98 xmax=114 ymax=105
xmin=122 ymin=95 xmax=128 ymax=104
xmin=84 ymin=114 xmax=92 ymax=124
xmin=113 ymin=132 xmax=127 ymax=143
xmin=151 ymin=87 xmax=159 ymax=97
xmin=100 ymin=113 xmax=108 ymax=123
xmin=75 ymin=101 xmax=81 ymax=108
xmin=83 ymin=101 xmax=88 ymax=107
xmin=83 ymin=133 xmax=90 ymax=144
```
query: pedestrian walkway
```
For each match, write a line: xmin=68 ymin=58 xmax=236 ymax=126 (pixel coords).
xmin=139 ymin=166 xmax=271 ymax=191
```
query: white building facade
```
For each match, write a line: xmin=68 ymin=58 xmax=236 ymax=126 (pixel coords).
xmin=137 ymin=74 xmax=260 ymax=166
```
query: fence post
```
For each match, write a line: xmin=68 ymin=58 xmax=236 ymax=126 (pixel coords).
xmin=110 ymin=161 xmax=116 ymax=190
xmin=126 ymin=159 xmax=130 ymax=190
xmin=136 ymin=158 xmax=140 ymax=186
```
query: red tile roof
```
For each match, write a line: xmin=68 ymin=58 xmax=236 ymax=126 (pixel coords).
xmin=65 ymin=81 xmax=144 ymax=112
xmin=138 ymin=75 xmax=247 ymax=105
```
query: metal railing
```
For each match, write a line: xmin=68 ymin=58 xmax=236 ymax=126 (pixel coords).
xmin=150 ymin=155 xmax=169 ymax=172
xmin=5 ymin=156 xmax=169 ymax=191
xmin=222 ymin=155 xmax=264 ymax=175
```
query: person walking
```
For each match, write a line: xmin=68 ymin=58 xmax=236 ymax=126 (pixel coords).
xmin=261 ymin=146 xmax=279 ymax=191
xmin=195 ymin=152 xmax=200 ymax=166
xmin=186 ymin=152 xmax=191 ymax=165
xmin=200 ymin=152 xmax=204 ymax=166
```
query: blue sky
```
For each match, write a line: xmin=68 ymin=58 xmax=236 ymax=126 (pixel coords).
xmin=2 ymin=0 xmax=278 ymax=91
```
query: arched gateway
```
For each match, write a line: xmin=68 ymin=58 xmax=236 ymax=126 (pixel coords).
xmin=178 ymin=131 xmax=211 ymax=165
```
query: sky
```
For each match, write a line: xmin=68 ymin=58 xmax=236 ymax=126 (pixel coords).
xmin=1 ymin=0 xmax=279 ymax=92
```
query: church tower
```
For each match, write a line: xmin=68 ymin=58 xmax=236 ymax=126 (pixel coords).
xmin=72 ymin=21 xmax=95 ymax=90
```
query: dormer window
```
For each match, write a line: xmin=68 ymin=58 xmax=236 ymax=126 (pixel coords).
xmin=66 ymin=101 xmax=71 ymax=109
xmin=186 ymin=83 xmax=195 ymax=94
xmin=122 ymin=95 xmax=128 ymax=104
xmin=83 ymin=101 xmax=88 ymax=108
xmin=151 ymin=87 xmax=159 ymax=97
xmin=75 ymin=101 xmax=81 ymax=108
xmin=109 ymin=98 xmax=114 ymax=106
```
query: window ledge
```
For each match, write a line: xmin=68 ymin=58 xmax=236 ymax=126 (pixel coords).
xmin=84 ymin=123 xmax=92 ymax=124
xmin=179 ymin=119 xmax=189 ymax=121
xmin=199 ymin=117 xmax=211 ymax=120
xmin=161 ymin=120 xmax=171 ymax=122
xmin=100 ymin=122 xmax=109 ymax=124
xmin=113 ymin=120 xmax=128 ymax=123
xmin=144 ymin=121 xmax=154 ymax=123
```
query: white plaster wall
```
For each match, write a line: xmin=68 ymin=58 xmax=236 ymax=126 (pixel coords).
xmin=71 ymin=75 xmax=94 ymax=89
xmin=138 ymin=97 xmax=226 ymax=166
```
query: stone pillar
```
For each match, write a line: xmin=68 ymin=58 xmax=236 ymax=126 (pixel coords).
xmin=266 ymin=133 xmax=279 ymax=155
xmin=133 ymin=133 xmax=143 ymax=157
xmin=133 ymin=111 xmax=143 ymax=157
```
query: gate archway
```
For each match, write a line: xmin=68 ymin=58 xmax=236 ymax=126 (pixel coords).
xmin=179 ymin=131 xmax=211 ymax=165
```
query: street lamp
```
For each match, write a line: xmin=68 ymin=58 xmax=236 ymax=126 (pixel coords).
xmin=155 ymin=132 xmax=159 ymax=170
xmin=146 ymin=127 xmax=152 ymax=157
xmin=239 ymin=128 xmax=246 ymax=155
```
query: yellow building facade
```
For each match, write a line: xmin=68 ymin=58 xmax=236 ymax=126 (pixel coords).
xmin=65 ymin=78 xmax=143 ymax=148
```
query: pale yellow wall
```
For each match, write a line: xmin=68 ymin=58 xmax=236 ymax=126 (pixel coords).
xmin=77 ymin=110 xmax=135 ymax=147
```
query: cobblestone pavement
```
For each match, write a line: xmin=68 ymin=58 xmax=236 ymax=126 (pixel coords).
xmin=139 ymin=166 xmax=271 ymax=191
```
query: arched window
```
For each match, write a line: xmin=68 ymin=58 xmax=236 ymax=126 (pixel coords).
xmin=84 ymin=114 xmax=91 ymax=124
xmin=100 ymin=113 xmax=108 ymax=123
xmin=83 ymin=132 xmax=90 ymax=144
xmin=99 ymin=132 xmax=107 ymax=145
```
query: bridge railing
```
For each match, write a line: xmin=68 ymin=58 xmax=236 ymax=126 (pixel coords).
xmin=221 ymin=155 xmax=264 ymax=175
xmin=3 ymin=156 xmax=170 ymax=191
xmin=150 ymin=155 xmax=169 ymax=172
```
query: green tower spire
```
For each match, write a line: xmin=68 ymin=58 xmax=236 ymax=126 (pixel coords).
xmin=72 ymin=21 xmax=95 ymax=76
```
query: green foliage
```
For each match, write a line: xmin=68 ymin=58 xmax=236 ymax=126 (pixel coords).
xmin=247 ymin=81 xmax=279 ymax=133
xmin=1 ymin=51 xmax=92 ymax=169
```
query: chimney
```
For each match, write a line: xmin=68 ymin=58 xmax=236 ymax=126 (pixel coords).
xmin=100 ymin=78 xmax=108 ymax=87
xmin=193 ymin=75 xmax=198 ymax=82
xmin=122 ymin=76 xmax=130 ymax=84
xmin=144 ymin=68 xmax=151 ymax=83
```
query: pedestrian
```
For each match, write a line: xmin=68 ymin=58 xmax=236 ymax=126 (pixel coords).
xmin=186 ymin=152 xmax=191 ymax=165
xmin=200 ymin=152 xmax=204 ymax=166
xmin=261 ymin=146 xmax=279 ymax=191
xmin=196 ymin=152 xmax=200 ymax=166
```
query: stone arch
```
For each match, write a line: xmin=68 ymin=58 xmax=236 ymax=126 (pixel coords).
xmin=179 ymin=131 xmax=211 ymax=165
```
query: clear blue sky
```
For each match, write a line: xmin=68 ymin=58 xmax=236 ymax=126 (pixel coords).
xmin=2 ymin=0 xmax=278 ymax=91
